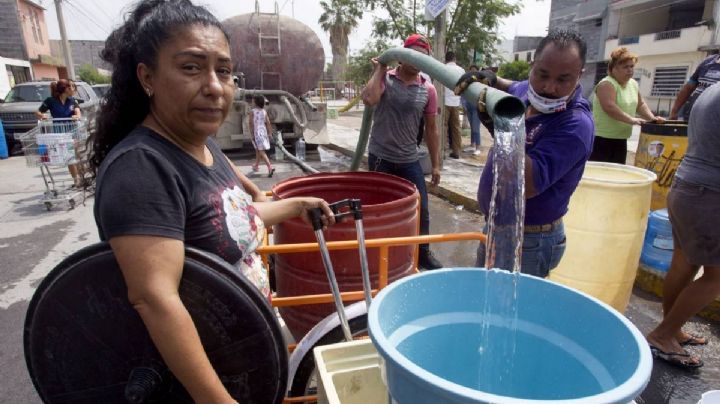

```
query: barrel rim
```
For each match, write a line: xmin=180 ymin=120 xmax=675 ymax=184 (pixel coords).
xmin=368 ymin=268 xmax=653 ymax=404
xmin=271 ymin=172 xmax=420 ymax=209
xmin=582 ymin=162 xmax=657 ymax=185
xmin=640 ymin=122 xmax=688 ymax=136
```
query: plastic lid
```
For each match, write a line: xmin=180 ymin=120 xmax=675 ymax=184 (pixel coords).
xmin=24 ymin=243 xmax=287 ymax=403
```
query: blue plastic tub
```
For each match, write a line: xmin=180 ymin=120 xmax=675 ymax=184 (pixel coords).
xmin=368 ymin=268 xmax=652 ymax=403
xmin=640 ymin=209 xmax=673 ymax=273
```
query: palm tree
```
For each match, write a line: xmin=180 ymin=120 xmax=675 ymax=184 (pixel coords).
xmin=318 ymin=0 xmax=363 ymax=96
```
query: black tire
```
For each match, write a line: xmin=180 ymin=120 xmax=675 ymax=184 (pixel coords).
xmin=288 ymin=314 xmax=368 ymax=398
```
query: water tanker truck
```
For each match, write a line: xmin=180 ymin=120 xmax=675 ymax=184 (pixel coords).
xmin=216 ymin=3 xmax=329 ymax=150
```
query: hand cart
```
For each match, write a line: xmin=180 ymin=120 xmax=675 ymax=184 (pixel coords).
xmin=23 ymin=196 xmax=486 ymax=403
xmin=16 ymin=118 xmax=90 ymax=210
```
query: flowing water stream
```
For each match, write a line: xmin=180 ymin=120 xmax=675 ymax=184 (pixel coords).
xmin=478 ymin=115 xmax=527 ymax=391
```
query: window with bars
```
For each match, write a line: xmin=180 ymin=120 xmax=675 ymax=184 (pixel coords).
xmin=651 ymin=66 xmax=689 ymax=97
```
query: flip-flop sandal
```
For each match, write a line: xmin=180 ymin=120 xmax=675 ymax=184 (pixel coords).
xmin=650 ymin=345 xmax=703 ymax=369
xmin=252 ymin=165 xmax=259 ymax=172
xmin=268 ymin=168 xmax=275 ymax=178
xmin=679 ymin=334 xmax=708 ymax=346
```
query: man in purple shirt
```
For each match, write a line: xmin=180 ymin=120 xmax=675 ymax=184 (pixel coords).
xmin=460 ymin=29 xmax=594 ymax=277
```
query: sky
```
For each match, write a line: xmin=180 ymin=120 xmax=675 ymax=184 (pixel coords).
xmin=40 ymin=0 xmax=551 ymax=62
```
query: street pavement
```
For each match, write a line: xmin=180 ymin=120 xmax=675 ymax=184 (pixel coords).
xmin=0 ymin=105 xmax=717 ymax=403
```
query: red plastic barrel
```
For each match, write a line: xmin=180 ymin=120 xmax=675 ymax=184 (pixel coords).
xmin=272 ymin=172 xmax=419 ymax=340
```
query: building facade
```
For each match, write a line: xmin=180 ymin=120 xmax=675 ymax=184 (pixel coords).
xmin=0 ymin=0 xmax=67 ymax=97
xmin=604 ymin=0 xmax=718 ymax=115
xmin=512 ymin=36 xmax=544 ymax=63
xmin=549 ymin=0 xmax=718 ymax=113
xmin=549 ymin=0 xmax=610 ymax=98
xmin=16 ymin=0 xmax=65 ymax=80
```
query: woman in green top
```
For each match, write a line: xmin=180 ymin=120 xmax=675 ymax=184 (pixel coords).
xmin=590 ymin=47 xmax=664 ymax=164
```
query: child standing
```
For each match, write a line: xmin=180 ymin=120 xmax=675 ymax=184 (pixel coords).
xmin=248 ymin=95 xmax=275 ymax=177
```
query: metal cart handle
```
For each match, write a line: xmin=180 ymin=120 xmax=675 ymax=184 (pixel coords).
xmin=307 ymin=199 xmax=373 ymax=341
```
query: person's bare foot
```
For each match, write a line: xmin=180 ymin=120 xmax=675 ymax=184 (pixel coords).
xmin=676 ymin=330 xmax=708 ymax=346
xmin=647 ymin=333 xmax=702 ymax=368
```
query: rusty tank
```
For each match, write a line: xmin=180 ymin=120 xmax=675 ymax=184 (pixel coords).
xmin=223 ymin=13 xmax=325 ymax=95
xmin=216 ymin=8 xmax=328 ymax=150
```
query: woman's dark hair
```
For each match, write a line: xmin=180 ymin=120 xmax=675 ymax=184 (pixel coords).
xmin=52 ymin=79 xmax=70 ymax=98
xmin=88 ymin=0 xmax=229 ymax=176
xmin=253 ymin=95 xmax=266 ymax=108
xmin=534 ymin=29 xmax=587 ymax=68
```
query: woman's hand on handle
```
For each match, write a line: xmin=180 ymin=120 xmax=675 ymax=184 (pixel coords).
xmin=296 ymin=197 xmax=336 ymax=230
xmin=253 ymin=197 xmax=336 ymax=228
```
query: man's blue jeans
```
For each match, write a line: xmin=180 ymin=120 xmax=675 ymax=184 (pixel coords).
xmin=368 ymin=154 xmax=430 ymax=255
xmin=462 ymin=98 xmax=481 ymax=146
xmin=475 ymin=222 xmax=567 ymax=278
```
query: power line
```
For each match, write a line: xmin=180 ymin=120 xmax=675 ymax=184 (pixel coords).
xmin=63 ymin=0 xmax=111 ymax=37
xmin=59 ymin=2 xmax=99 ymax=39
xmin=82 ymin=0 xmax=116 ymax=29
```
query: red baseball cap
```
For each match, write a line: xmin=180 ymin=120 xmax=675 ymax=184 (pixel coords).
xmin=404 ymin=34 xmax=431 ymax=53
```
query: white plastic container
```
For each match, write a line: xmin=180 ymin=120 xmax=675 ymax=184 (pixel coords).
xmin=295 ymin=138 xmax=306 ymax=161
xmin=314 ymin=339 xmax=387 ymax=404
xmin=548 ymin=162 xmax=656 ymax=312
xmin=698 ymin=390 xmax=720 ymax=404
xmin=36 ymin=133 xmax=75 ymax=165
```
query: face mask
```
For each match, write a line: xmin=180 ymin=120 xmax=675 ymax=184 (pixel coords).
xmin=527 ymin=81 xmax=571 ymax=114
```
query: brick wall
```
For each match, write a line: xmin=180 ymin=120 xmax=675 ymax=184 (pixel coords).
xmin=50 ymin=39 xmax=111 ymax=72
xmin=0 ymin=0 xmax=27 ymax=60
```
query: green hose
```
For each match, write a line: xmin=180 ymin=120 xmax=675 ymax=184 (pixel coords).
xmin=349 ymin=47 xmax=525 ymax=171
xmin=349 ymin=106 xmax=374 ymax=171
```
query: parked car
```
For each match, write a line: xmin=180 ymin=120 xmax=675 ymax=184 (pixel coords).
xmin=0 ymin=80 xmax=101 ymax=155
xmin=91 ymin=84 xmax=110 ymax=99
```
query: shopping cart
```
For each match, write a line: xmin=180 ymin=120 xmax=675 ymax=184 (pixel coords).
xmin=17 ymin=118 xmax=90 ymax=210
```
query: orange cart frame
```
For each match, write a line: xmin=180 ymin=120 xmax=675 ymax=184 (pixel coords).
xmin=256 ymin=231 xmax=487 ymax=403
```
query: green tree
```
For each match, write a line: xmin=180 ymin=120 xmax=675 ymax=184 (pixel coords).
xmin=345 ymin=39 xmax=392 ymax=86
xmin=498 ymin=60 xmax=530 ymax=81
xmin=319 ymin=0 xmax=363 ymax=90
xmin=77 ymin=64 xmax=110 ymax=84
xmin=364 ymin=0 xmax=520 ymax=68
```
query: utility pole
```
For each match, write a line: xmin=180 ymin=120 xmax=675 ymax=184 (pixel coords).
xmin=54 ymin=0 xmax=75 ymax=79
xmin=434 ymin=9 xmax=446 ymax=168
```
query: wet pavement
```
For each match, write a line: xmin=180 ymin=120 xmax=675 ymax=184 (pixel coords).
xmin=0 ymin=104 xmax=717 ymax=402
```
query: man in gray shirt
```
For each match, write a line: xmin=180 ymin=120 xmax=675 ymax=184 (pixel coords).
xmin=362 ymin=33 xmax=442 ymax=270
xmin=646 ymin=82 xmax=720 ymax=369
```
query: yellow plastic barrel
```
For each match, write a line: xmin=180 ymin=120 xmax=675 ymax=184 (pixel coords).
xmin=548 ymin=162 xmax=656 ymax=312
xmin=634 ymin=121 xmax=688 ymax=211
